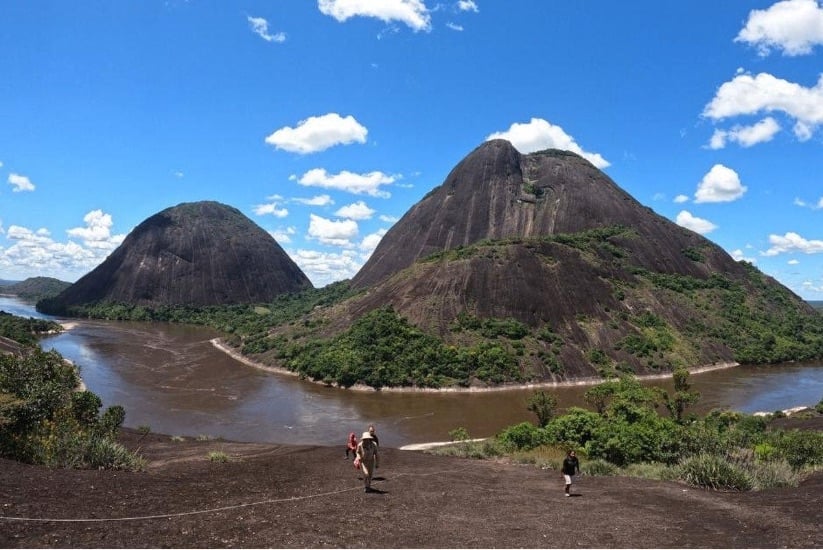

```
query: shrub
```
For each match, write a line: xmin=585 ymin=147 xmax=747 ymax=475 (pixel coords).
xmin=544 ymin=407 xmax=603 ymax=448
xmin=768 ymin=430 xmax=823 ymax=469
xmin=84 ymin=437 xmax=146 ymax=470
xmin=747 ymin=459 xmax=800 ymax=490
xmin=620 ymin=462 xmax=677 ymax=481
xmin=582 ymin=458 xmax=617 ymax=476
xmin=497 ymin=422 xmax=548 ymax=452
xmin=678 ymin=453 xmax=752 ymax=491
xmin=816 ymin=397 xmax=823 ymax=414
xmin=448 ymin=427 xmax=470 ymax=441
xmin=208 ymin=451 xmax=229 ymax=463
xmin=587 ymin=414 xmax=683 ymax=466
xmin=527 ymin=391 xmax=557 ymax=427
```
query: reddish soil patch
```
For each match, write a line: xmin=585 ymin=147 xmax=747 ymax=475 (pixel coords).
xmin=1 ymin=428 xmax=821 ymax=548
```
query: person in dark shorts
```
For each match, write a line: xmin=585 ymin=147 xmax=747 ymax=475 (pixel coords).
xmin=562 ymin=450 xmax=580 ymax=496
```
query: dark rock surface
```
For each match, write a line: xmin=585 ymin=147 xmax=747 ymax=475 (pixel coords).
xmin=45 ymin=201 xmax=312 ymax=307
xmin=353 ymin=140 xmax=745 ymax=289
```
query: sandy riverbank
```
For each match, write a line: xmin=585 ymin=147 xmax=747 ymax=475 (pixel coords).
xmin=210 ymin=337 xmax=739 ymax=394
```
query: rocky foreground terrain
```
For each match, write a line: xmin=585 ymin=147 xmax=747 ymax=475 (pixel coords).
xmin=1 ymin=427 xmax=821 ymax=548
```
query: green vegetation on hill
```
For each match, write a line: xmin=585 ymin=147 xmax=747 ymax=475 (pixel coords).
xmin=0 ymin=313 xmax=142 ymax=470
xmin=5 ymin=277 xmax=71 ymax=302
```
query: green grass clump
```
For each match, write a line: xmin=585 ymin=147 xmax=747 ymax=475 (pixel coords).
xmin=677 ymin=453 xmax=752 ymax=491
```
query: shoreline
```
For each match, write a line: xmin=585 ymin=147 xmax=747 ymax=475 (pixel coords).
xmin=210 ymin=337 xmax=739 ymax=394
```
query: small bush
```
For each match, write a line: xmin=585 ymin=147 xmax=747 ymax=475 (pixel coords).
xmin=748 ymin=459 xmax=800 ymax=489
xmin=208 ymin=451 xmax=229 ymax=463
xmin=582 ymin=458 xmax=617 ymax=476
xmin=816 ymin=397 xmax=823 ymax=414
xmin=620 ymin=462 xmax=677 ymax=481
xmin=85 ymin=437 xmax=146 ymax=470
xmin=769 ymin=430 xmax=823 ymax=469
xmin=678 ymin=453 xmax=752 ymax=491
xmin=449 ymin=427 xmax=470 ymax=441
xmin=497 ymin=422 xmax=548 ymax=452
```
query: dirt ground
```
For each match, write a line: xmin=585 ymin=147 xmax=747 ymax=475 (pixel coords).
xmin=0 ymin=428 xmax=821 ymax=549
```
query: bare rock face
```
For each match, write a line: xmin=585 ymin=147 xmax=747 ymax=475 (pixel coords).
xmin=353 ymin=139 xmax=742 ymax=289
xmin=47 ymin=201 xmax=312 ymax=307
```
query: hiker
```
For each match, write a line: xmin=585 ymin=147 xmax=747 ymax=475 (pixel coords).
xmin=356 ymin=430 xmax=379 ymax=492
xmin=345 ymin=432 xmax=357 ymax=459
xmin=562 ymin=450 xmax=580 ymax=496
xmin=367 ymin=424 xmax=379 ymax=446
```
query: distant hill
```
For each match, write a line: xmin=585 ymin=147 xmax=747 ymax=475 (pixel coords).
xmin=39 ymin=201 xmax=313 ymax=312
xmin=0 ymin=279 xmax=21 ymax=288
xmin=4 ymin=277 xmax=71 ymax=302
xmin=242 ymin=141 xmax=823 ymax=387
xmin=809 ymin=301 xmax=823 ymax=311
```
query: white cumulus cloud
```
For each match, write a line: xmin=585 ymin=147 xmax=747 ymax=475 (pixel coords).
xmin=486 ymin=118 xmax=610 ymax=168
xmin=457 ymin=0 xmax=478 ymax=12
xmin=694 ymin=164 xmax=747 ymax=204
xmin=763 ymin=231 xmax=823 ymax=255
xmin=0 ymin=211 xmax=125 ymax=280
xmin=703 ymin=71 xmax=823 ymax=141
xmin=292 ymin=168 xmax=395 ymax=197
xmin=66 ymin=210 xmax=125 ymax=250
xmin=735 ymin=0 xmax=823 ymax=56
xmin=335 ymin=201 xmax=375 ymax=220
xmin=675 ymin=211 xmax=718 ymax=235
xmin=8 ymin=173 xmax=35 ymax=192
xmin=318 ymin=0 xmax=432 ymax=32
xmin=292 ymin=194 xmax=334 ymax=206
xmin=307 ymin=213 xmax=359 ymax=246
xmin=708 ymin=117 xmax=782 ymax=149
xmin=265 ymin=113 xmax=368 ymax=154
xmin=253 ymin=202 xmax=289 ymax=217
xmin=247 ymin=16 xmax=286 ymax=43
xmin=288 ymin=248 xmax=361 ymax=287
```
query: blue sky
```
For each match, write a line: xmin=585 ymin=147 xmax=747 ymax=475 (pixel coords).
xmin=2 ymin=1 xmax=823 ymax=300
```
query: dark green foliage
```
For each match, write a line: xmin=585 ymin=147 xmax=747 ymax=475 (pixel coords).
xmin=0 ymin=312 xmax=62 ymax=346
xmin=587 ymin=413 xmax=683 ymax=466
xmin=767 ymin=430 xmax=823 ymax=469
xmin=0 ymin=346 xmax=141 ymax=470
xmin=279 ymin=307 xmax=524 ymax=388
xmin=451 ymin=312 xmax=529 ymax=339
xmin=663 ymin=367 xmax=700 ymax=423
xmin=682 ymin=247 xmax=705 ymax=262
xmin=526 ymin=391 xmax=557 ymax=427
xmin=816 ymin=397 xmax=823 ymax=414
xmin=497 ymin=421 xmax=548 ymax=451
xmin=71 ymin=391 xmax=102 ymax=427
xmin=5 ymin=277 xmax=71 ymax=302
xmin=544 ymin=407 xmax=603 ymax=448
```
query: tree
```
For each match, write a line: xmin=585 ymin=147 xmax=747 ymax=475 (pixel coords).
xmin=527 ymin=390 xmax=558 ymax=427
xmin=665 ymin=367 xmax=700 ymax=423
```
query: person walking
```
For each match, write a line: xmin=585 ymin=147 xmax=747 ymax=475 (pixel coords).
xmin=356 ymin=430 xmax=379 ymax=492
xmin=345 ymin=432 xmax=357 ymax=459
xmin=367 ymin=424 xmax=379 ymax=446
xmin=562 ymin=450 xmax=580 ymax=496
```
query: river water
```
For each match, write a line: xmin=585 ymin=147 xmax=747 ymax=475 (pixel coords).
xmin=3 ymin=296 xmax=822 ymax=448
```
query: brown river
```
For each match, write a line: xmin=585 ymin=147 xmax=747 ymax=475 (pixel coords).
xmin=4 ymin=296 xmax=822 ymax=448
